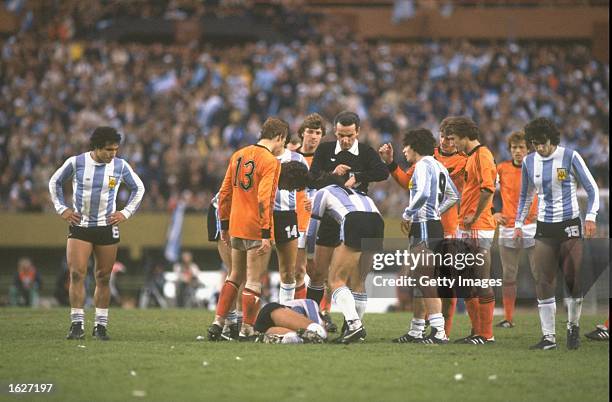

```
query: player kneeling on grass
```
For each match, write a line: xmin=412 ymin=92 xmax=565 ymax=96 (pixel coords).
xmin=305 ymin=183 xmax=385 ymax=344
xmin=254 ymin=299 xmax=327 ymax=344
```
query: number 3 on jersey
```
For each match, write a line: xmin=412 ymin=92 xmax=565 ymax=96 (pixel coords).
xmin=233 ymin=157 xmax=255 ymax=190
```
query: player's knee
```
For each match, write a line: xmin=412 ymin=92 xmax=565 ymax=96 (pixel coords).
xmin=95 ymin=270 xmax=111 ymax=285
xmin=70 ymin=270 xmax=84 ymax=284
xmin=279 ymin=269 xmax=295 ymax=284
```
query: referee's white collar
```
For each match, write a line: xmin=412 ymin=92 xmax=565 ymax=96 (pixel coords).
xmin=334 ymin=140 xmax=359 ymax=156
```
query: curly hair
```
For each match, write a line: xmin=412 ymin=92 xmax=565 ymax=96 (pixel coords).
xmin=506 ymin=130 xmax=531 ymax=151
xmin=402 ymin=128 xmax=436 ymax=156
xmin=439 ymin=116 xmax=480 ymax=140
xmin=524 ymin=117 xmax=561 ymax=145
xmin=278 ymin=161 xmax=310 ymax=191
xmin=89 ymin=126 xmax=121 ymax=150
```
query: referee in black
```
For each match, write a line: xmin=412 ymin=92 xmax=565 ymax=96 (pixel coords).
xmin=307 ymin=111 xmax=388 ymax=309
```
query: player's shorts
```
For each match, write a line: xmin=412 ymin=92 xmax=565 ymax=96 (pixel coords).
xmin=409 ymin=220 xmax=444 ymax=251
xmin=297 ymin=231 xmax=306 ymax=249
xmin=230 ymin=237 xmax=262 ymax=251
xmin=342 ymin=212 xmax=385 ymax=252
xmin=535 ymin=217 xmax=583 ymax=241
xmin=254 ymin=299 xmax=322 ymax=333
xmin=273 ymin=210 xmax=299 ymax=244
xmin=315 ymin=214 xmax=341 ymax=247
xmin=499 ymin=223 xmax=536 ymax=249
xmin=207 ymin=206 xmax=220 ymax=242
xmin=456 ymin=228 xmax=495 ymax=250
xmin=68 ymin=225 xmax=120 ymax=245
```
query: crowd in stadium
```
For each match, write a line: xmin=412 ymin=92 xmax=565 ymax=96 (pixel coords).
xmin=0 ymin=0 xmax=608 ymax=216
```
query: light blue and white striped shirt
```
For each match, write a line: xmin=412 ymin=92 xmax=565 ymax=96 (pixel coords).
xmin=402 ymin=156 xmax=459 ymax=223
xmin=306 ymin=185 xmax=380 ymax=254
xmin=515 ymin=146 xmax=599 ymax=227
xmin=274 ymin=149 xmax=309 ymax=211
xmin=49 ymin=152 xmax=145 ymax=227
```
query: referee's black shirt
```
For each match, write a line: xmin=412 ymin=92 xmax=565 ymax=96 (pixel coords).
xmin=310 ymin=141 xmax=389 ymax=194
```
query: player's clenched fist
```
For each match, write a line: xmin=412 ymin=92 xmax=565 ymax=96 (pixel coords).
xmin=378 ymin=143 xmax=394 ymax=164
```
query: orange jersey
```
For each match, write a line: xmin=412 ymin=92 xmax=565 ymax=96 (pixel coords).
xmin=459 ymin=145 xmax=496 ymax=230
xmin=218 ymin=144 xmax=280 ymax=240
xmin=390 ymin=148 xmax=467 ymax=236
xmin=497 ymin=160 xmax=538 ymax=227
xmin=296 ymin=152 xmax=315 ymax=232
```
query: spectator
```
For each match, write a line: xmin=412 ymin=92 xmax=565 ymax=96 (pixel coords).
xmin=9 ymin=258 xmax=41 ymax=307
xmin=172 ymin=251 xmax=202 ymax=307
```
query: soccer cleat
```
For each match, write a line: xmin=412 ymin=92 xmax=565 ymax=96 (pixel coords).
xmin=238 ymin=333 xmax=258 ymax=342
xmin=466 ymin=335 xmax=495 ymax=345
xmin=567 ymin=324 xmax=580 ymax=350
xmin=220 ymin=323 xmax=240 ymax=341
xmin=334 ymin=321 xmax=366 ymax=344
xmin=207 ymin=323 xmax=223 ymax=341
xmin=454 ymin=333 xmax=478 ymax=344
xmin=296 ymin=328 xmax=325 ymax=344
xmin=416 ymin=328 xmax=449 ymax=344
xmin=255 ymin=333 xmax=283 ymax=344
xmin=585 ymin=325 xmax=609 ymax=341
xmin=320 ymin=312 xmax=338 ymax=333
xmin=495 ymin=319 xmax=515 ymax=328
xmin=392 ymin=333 xmax=422 ymax=343
xmin=66 ymin=322 xmax=85 ymax=340
xmin=530 ymin=336 xmax=557 ymax=350
xmin=92 ymin=324 xmax=110 ymax=341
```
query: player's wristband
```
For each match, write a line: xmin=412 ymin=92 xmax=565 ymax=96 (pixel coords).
xmin=386 ymin=162 xmax=398 ymax=172
xmin=261 ymin=229 xmax=271 ymax=239
xmin=221 ymin=220 xmax=229 ymax=230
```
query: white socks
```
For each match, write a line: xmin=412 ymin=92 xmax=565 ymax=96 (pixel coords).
xmin=332 ymin=286 xmax=360 ymax=323
xmin=279 ymin=281 xmax=296 ymax=304
xmin=566 ymin=297 xmax=583 ymax=328
xmin=71 ymin=308 xmax=85 ymax=327
xmin=352 ymin=292 xmax=367 ymax=320
xmin=409 ymin=318 xmax=425 ymax=338
xmin=538 ymin=297 xmax=556 ymax=338
xmin=95 ymin=308 xmax=108 ymax=327
xmin=428 ymin=313 xmax=447 ymax=339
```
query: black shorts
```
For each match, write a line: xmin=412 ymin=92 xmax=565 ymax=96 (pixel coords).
xmin=316 ymin=214 xmax=341 ymax=247
xmin=342 ymin=212 xmax=385 ymax=251
xmin=254 ymin=302 xmax=286 ymax=333
xmin=273 ymin=211 xmax=299 ymax=244
xmin=409 ymin=220 xmax=444 ymax=250
xmin=68 ymin=225 xmax=120 ymax=245
xmin=207 ymin=206 xmax=220 ymax=242
xmin=535 ymin=217 xmax=583 ymax=241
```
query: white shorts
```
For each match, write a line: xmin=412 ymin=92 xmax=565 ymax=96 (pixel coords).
xmin=297 ymin=231 xmax=306 ymax=249
xmin=456 ymin=228 xmax=495 ymax=250
xmin=498 ymin=224 xmax=536 ymax=249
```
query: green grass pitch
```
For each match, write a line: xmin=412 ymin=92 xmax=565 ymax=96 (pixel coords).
xmin=0 ymin=308 xmax=608 ymax=402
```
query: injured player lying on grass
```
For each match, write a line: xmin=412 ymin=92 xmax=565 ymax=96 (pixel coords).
xmin=253 ymin=299 xmax=328 ymax=344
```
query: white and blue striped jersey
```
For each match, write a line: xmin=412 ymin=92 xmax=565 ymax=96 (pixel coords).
xmin=306 ymin=185 xmax=380 ymax=253
xmin=515 ymin=146 xmax=599 ymax=227
xmin=49 ymin=152 xmax=145 ymax=227
xmin=402 ymin=156 xmax=459 ymax=223
xmin=283 ymin=299 xmax=323 ymax=326
xmin=274 ymin=149 xmax=309 ymax=211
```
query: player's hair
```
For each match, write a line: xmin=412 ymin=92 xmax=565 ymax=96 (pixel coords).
xmin=260 ymin=117 xmax=289 ymax=140
xmin=402 ymin=128 xmax=436 ymax=156
xmin=89 ymin=126 xmax=121 ymax=150
xmin=524 ymin=117 xmax=561 ymax=145
xmin=278 ymin=161 xmax=310 ymax=191
xmin=333 ymin=111 xmax=360 ymax=130
xmin=506 ymin=130 xmax=530 ymax=151
xmin=439 ymin=116 xmax=480 ymax=140
xmin=298 ymin=113 xmax=326 ymax=139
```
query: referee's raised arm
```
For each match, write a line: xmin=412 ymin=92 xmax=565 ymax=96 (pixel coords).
xmin=309 ymin=111 xmax=388 ymax=193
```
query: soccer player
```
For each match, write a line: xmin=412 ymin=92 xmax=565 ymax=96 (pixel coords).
xmin=305 ymin=183 xmax=385 ymax=344
xmin=391 ymin=129 xmax=459 ymax=344
xmin=208 ymin=117 xmax=289 ymax=341
xmin=254 ymin=299 xmax=327 ymax=344
xmin=295 ymin=114 xmax=325 ymax=302
xmin=444 ymin=116 xmax=497 ymax=345
xmin=493 ymin=130 xmax=538 ymax=328
xmin=308 ymin=111 xmax=388 ymax=331
xmin=273 ymin=147 xmax=309 ymax=303
xmin=514 ymin=117 xmax=599 ymax=350
xmin=207 ymin=192 xmax=241 ymax=340
xmin=49 ymin=126 xmax=145 ymax=340
xmin=380 ymin=126 xmax=466 ymax=338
